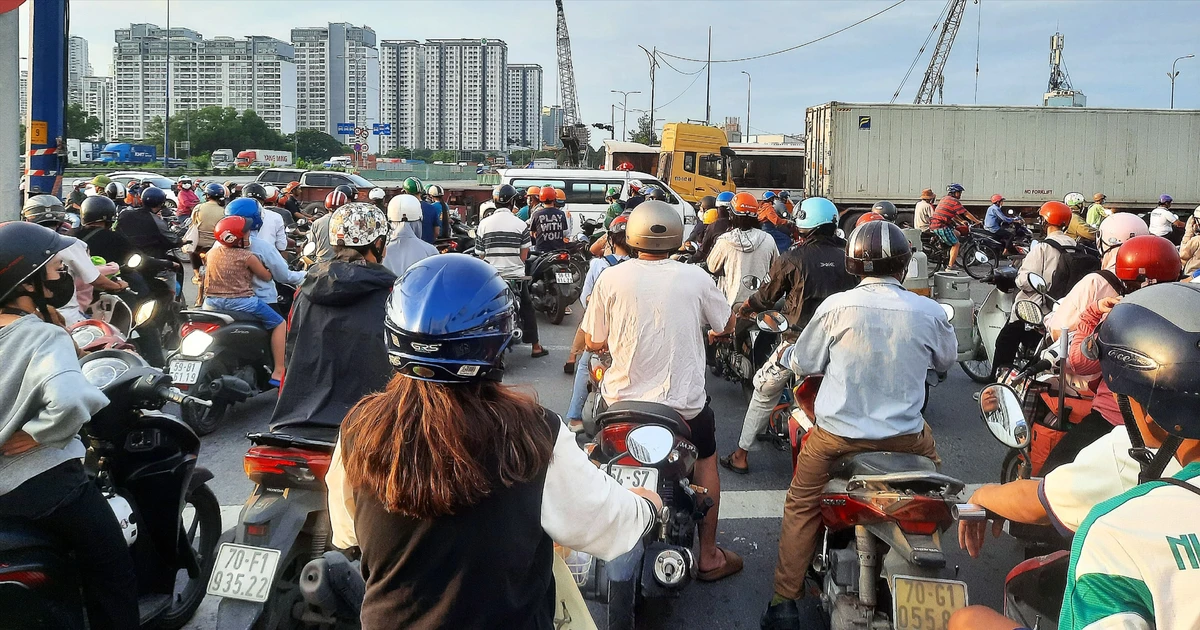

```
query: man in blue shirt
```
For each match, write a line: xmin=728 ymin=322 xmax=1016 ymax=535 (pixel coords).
xmin=419 ymin=195 xmax=442 ymax=245
xmin=529 ymin=200 xmax=569 ymax=252
xmin=983 ymin=193 xmax=1022 ymax=253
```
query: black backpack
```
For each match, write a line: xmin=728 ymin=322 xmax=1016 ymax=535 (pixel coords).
xmin=1044 ymin=240 xmax=1101 ymax=299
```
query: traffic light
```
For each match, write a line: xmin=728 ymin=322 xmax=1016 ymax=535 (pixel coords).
xmin=592 ymin=123 xmax=614 ymax=132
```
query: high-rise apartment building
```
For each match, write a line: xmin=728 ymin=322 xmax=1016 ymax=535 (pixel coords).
xmin=19 ymin=69 xmax=27 ymax=125
xmin=379 ymin=40 xmax=424 ymax=153
xmin=292 ymin=23 xmax=380 ymax=153
xmin=112 ymin=24 xmax=296 ymax=140
xmin=541 ymin=105 xmax=564 ymax=149
xmin=68 ymin=36 xmax=91 ymax=106
xmin=81 ymin=75 xmax=115 ymax=140
xmin=422 ymin=39 xmax=507 ymax=151
xmin=505 ymin=64 xmax=542 ymax=150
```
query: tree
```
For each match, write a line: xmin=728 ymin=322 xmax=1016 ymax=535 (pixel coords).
xmin=430 ymin=150 xmax=457 ymax=163
xmin=382 ymin=148 xmax=411 ymax=159
xmin=630 ymin=114 xmax=657 ymax=145
xmin=65 ymin=103 xmax=102 ymax=140
xmin=289 ymin=129 xmax=345 ymax=161
xmin=144 ymin=106 xmax=291 ymax=157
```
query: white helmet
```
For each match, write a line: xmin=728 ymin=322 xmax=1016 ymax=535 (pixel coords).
xmin=329 ymin=202 xmax=389 ymax=247
xmin=369 ymin=187 xmax=386 ymax=201
xmin=387 ymin=194 xmax=422 ymax=223
xmin=479 ymin=200 xmax=497 ymax=219
xmin=1097 ymin=213 xmax=1149 ymax=253
xmin=627 ymin=179 xmax=644 ymax=194
xmin=427 ymin=184 xmax=444 ymax=197
xmin=1063 ymin=192 xmax=1086 ymax=210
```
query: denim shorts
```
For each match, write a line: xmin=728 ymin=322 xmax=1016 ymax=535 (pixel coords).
xmin=204 ymin=296 xmax=285 ymax=329
xmin=933 ymin=226 xmax=959 ymax=245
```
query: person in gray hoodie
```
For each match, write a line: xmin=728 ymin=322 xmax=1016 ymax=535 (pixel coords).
xmin=0 ymin=222 xmax=137 ymax=629
xmin=382 ymin=194 xmax=438 ymax=278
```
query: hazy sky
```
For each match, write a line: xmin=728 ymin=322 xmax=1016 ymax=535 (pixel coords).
xmin=18 ymin=0 xmax=1200 ymax=141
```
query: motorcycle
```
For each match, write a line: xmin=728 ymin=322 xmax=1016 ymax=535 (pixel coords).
xmin=581 ymin=350 xmax=613 ymax=437
xmin=213 ymin=425 xmax=340 ymax=630
xmin=436 ymin=215 xmax=476 ymax=254
xmin=166 ymin=308 xmax=276 ymax=435
xmin=0 ymin=348 xmax=220 ymax=630
xmin=922 ymin=227 xmax=1005 ymax=280
xmin=712 ymin=276 xmax=783 ymax=402
xmin=941 ymin=262 xmax=1019 ymax=383
xmin=70 ymin=296 xmax=157 ymax=353
xmin=528 ymin=247 xmax=584 ymax=325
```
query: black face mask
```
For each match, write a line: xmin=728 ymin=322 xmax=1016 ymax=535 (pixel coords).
xmin=43 ymin=271 xmax=75 ymax=309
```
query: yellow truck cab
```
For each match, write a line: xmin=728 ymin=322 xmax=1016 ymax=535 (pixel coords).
xmin=656 ymin=123 xmax=735 ymax=204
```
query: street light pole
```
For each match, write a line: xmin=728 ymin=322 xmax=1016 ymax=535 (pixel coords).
xmin=638 ymin=45 xmax=659 ymax=144
xmin=164 ymin=0 xmax=171 ymax=163
xmin=610 ymin=104 xmax=615 ymax=140
xmin=610 ymin=90 xmax=640 ymax=142
xmin=1170 ymin=54 xmax=1194 ymax=109
xmin=741 ymin=71 xmax=751 ymax=142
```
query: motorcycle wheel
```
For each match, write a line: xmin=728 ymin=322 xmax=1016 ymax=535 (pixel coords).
xmin=962 ymin=242 xmax=998 ymax=280
xmin=182 ymin=397 xmax=228 ymax=436
xmin=157 ymin=484 xmax=220 ymax=630
xmin=959 ymin=339 xmax=993 ymax=383
xmin=548 ymin=291 xmax=568 ymax=325
xmin=586 ymin=570 xmax=637 ymax=630
xmin=1000 ymin=449 xmax=1025 ymax=484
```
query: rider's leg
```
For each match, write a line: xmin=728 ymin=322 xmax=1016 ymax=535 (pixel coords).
xmin=728 ymin=342 xmax=794 ymax=469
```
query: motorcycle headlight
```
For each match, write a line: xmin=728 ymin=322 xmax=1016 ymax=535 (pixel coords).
xmin=82 ymin=357 xmax=131 ymax=389
xmin=179 ymin=331 xmax=215 ymax=357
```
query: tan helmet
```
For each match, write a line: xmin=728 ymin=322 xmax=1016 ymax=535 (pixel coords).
xmin=626 ymin=200 xmax=684 ymax=253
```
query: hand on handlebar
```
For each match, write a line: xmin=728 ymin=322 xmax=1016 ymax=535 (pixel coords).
xmin=956 ymin=493 xmax=1006 ymax=559
xmin=707 ymin=329 xmax=731 ymax=344
xmin=629 ymin=486 xmax=664 ymax=513
xmin=158 ymin=385 xmax=213 ymax=408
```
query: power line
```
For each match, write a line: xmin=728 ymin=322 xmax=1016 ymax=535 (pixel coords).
xmin=657 ymin=53 xmax=707 ymax=76
xmin=655 ymin=64 xmax=708 ymax=110
xmin=891 ymin=0 xmax=953 ymax=103
xmin=656 ymin=0 xmax=908 ymax=64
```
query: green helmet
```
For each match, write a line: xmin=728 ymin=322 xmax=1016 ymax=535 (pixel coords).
xmin=91 ymin=175 xmax=112 ymax=187
xmin=402 ymin=177 xmax=426 ymax=196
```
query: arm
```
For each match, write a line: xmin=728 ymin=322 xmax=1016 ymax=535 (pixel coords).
xmin=15 ymin=334 xmax=109 ymax=449
xmin=745 ymin=255 xmax=795 ymax=314
xmin=326 ymin=439 xmax=359 ymax=548
xmin=1015 ymin=243 xmax=1050 ymax=292
xmin=256 ymin=244 xmax=305 ymax=285
xmin=957 ymin=480 xmax=1048 ymax=558
xmin=929 ymin=315 xmax=957 ymax=373
xmin=589 ymin=233 xmax=608 ymax=258
xmin=1068 ymin=299 xmax=1114 ymax=377
xmin=245 ymin=252 xmax=274 ymax=282
xmin=582 ymin=278 xmax=609 ymax=352
xmin=786 ymin=310 xmax=833 ymax=376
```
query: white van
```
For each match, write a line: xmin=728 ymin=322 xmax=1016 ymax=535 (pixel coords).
xmin=498 ymin=168 xmax=695 ymax=234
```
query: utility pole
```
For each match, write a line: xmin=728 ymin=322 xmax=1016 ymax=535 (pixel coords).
xmin=611 ymin=90 xmax=639 ymax=142
xmin=1170 ymin=54 xmax=1194 ymax=109
xmin=638 ymin=45 xmax=659 ymax=144
xmin=0 ymin=7 xmax=19 ymax=218
xmin=164 ymin=0 xmax=171 ymax=164
xmin=26 ymin=0 xmax=67 ymax=197
xmin=705 ymin=27 xmax=712 ymax=125
xmin=741 ymin=71 xmax=751 ymax=142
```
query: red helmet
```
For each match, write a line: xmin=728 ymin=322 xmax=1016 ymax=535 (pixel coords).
xmin=555 ymin=189 xmax=566 ymax=202
xmin=731 ymin=192 xmax=758 ymax=218
xmin=1114 ymin=235 xmax=1182 ymax=283
xmin=325 ymin=190 xmax=350 ymax=211
xmin=1038 ymin=201 xmax=1072 ymax=228
xmin=214 ymin=216 xmax=251 ymax=248
xmin=990 ymin=194 xmax=1005 ymax=204
xmin=265 ymin=186 xmax=281 ymax=204
xmin=855 ymin=212 xmax=885 ymax=227
xmin=539 ymin=187 xmax=558 ymax=203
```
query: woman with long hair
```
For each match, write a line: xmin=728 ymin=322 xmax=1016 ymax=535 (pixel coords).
xmin=326 ymin=253 xmax=660 ymax=629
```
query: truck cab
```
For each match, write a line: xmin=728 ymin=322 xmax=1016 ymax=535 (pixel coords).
xmin=656 ymin=123 xmax=735 ymax=204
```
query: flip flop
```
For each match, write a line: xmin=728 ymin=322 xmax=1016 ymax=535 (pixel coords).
xmin=531 ymin=348 xmax=549 ymax=358
xmin=268 ymin=378 xmax=282 ymax=388
xmin=567 ymin=419 xmax=585 ymax=434
xmin=563 ymin=360 xmax=576 ymax=374
xmin=719 ymin=454 xmax=749 ymax=475
xmin=697 ymin=547 xmax=743 ymax=582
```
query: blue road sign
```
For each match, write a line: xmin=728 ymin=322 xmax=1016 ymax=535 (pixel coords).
xmin=372 ymin=123 xmax=392 ymax=136
xmin=337 ymin=122 xmax=355 ymax=135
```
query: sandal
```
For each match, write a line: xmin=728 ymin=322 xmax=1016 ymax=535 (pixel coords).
xmin=719 ymin=454 xmax=749 ymax=475
xmin=567 ymin=419 xmax=585 ymax=433
xmin=697 ymin=547 xmax=743 ymax=582
xmin=563 ymin=360 xmax=576 ymax=374
xmin=531 ymin=348 xmax=549 ymax=358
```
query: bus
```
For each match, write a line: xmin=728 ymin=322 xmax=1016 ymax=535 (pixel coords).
xmin=728 ymin=142 xmax=806 ymax=197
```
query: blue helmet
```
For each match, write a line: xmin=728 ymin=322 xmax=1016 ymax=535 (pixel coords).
xmin=761 ymin=191 xmax=777 ymax=201
xmin=947 ymin=183 xmax=965 ymax=195
xmin=140 ymin=186 xmax=167 ymax=209
xmin=715 ymin=191 xmax=735 ymax=208
xmin=385 ymin=254 xmax=515 ymax=383
xmin=795 ymin=197 xmax=838 ymax=230
xmin=225 ymin=197 xmax=263 ymax=231
xmin=204 ymin=182 xmax=225 ymax=199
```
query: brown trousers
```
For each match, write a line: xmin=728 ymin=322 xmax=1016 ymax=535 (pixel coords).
xmin=773 ymin=423 xmax=940 ymax=599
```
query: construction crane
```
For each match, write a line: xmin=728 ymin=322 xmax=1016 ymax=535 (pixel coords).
xmin=555 ymin=0 xmax=588 ymax=167
xmin=914 ymin=0 xmax=969 ymax=105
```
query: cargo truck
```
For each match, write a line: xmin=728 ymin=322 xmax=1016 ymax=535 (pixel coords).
xmin=236 ymin=149 xmax=293 ymax=168
xmin=66 ymin=139 xmax=101 ymax=164
xmin=211 ymin=149 xmax=234 ymax=168
xmin=805 ymin=102 xmax=1200 ymax=230
xmin=99 ymin=143 xmax=156 ymax=165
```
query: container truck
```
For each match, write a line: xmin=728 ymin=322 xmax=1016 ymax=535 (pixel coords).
xmin=805 ymin=102 xmax=1200 ymax=229
xmin=236 ymin=149 xmax=293 ymax=168
xmin=66 ymin=139 xmax=102 ymax=165
xmin=99 ymin=143 xmax=156 ymax=165
xmin=211 ymin=149 xmax=234 ymax=168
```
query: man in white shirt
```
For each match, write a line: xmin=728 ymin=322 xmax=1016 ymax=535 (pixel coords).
xmin=476 ymin=185 xmax=546 ymax=358
xmin=1149 ymin=194 xmax=1185 ymax=244
xmin=258 ymin=204 xmax=288 ymax=252
xmin=914 ymin=188 xmax=936 ymax=231
xmin=582 ymin=200 xmax=741 ymax=582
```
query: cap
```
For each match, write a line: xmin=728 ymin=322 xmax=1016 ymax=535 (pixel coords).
xmin=920 ymin=188 xmax=935 ymax=200
xmin=1094 ymin=193 xmax=1106 ymax=202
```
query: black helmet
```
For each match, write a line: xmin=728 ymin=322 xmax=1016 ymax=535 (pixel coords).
xmin=21 ymin=195 xmax=68 ymax=228
xmin=104 ymin=182 xmax=126 ymax=201
xmin=871 ymin=200 xmax=899 ymax=222
xmin=1097 ymin=282 xmax=1200 ymax=441
xmin=845 ymin=220 xmax=912 ymax=276
xmin=333 ymin=184 xmax=357 ymax=200
xmin=81 ymin=195 xmax=119 ymax=224
xmin=0 ymin=222 xmax=73 ymax=304
xmin=493 ymin=184 xmax=518 ymax=208
xmin=699 ymin=195 xmax=717 ymax=210
xmin=225 ymin=181 xmax=242 ymax=199
xmin=243 ymin=182 xmax=269 ymax=202
xmin=141 ymin=186 xmax=167 ymax=209
xmin=644 ymin=186 xmax=666 ymax=201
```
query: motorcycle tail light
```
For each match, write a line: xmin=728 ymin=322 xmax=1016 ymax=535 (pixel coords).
xmin=596 ymin=422 xmax=635 ymax=462
xmin=821 ymin=493 xmax=951 ymax=535
xmin=181 ymin=321 xmax=221 ymax=338
xmin=590 ymin=364 xmax=605 ymax=382
xmin=244 ymin=446 xmax=332 ymax=487
xmin=0 ymin=568 xmax=50 ymax=588
xmin=557 ymin=252 xmax=569 ymax=261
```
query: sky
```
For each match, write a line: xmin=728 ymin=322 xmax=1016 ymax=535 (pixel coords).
xmin=18 ymin=0 xmax=1200 ymax=144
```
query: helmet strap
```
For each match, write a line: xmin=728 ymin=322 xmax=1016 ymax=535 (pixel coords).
xmin=1118 ymin=393 xmax=1182 ymax=483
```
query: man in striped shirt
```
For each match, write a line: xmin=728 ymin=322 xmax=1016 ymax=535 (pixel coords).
xmin=928 ymin=183 xmax=980 ymax=269
xmin=476 ymin=185 xmax=547 ymax=358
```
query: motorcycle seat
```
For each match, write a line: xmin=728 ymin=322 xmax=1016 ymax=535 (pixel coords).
xmin=250 ymin=425 xmax=339 ymax=452
xmin=596 ymin=401 xmax=691 ymax=440
xmin=0 ymin=519 xmax=61 ymax=551
xmin=181 ymin=308 xmax=260 ymax=323
xmin=830 ymin=452 xmax=938 ymax=479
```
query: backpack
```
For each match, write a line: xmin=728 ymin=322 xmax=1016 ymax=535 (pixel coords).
xmin=1044 ymin=240 xmax=1101 ymax=299
xmin=1095 ymin=269 xmax=1126 ymax=297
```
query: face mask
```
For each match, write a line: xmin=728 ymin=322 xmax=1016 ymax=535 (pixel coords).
xmin=43 ymin=271 xmax=75 ymax=309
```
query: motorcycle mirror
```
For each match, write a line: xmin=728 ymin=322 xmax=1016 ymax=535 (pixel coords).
xmin=296 ymin=218 xmax=309 ymax=228
xmin=755 ymin=310 xmax=789 ymax=333
xmin=742 ymin=275 xmax=769 ymax=291
xmin=625 ymin=425 xmax=674 ymax=465
xmin=974 ymin=250 xmax=990 ymax=264
xmin=468 ymin=228 xmax=477 ymax=239
xmin=133 ymin=301 xmax=156 ymax=328
xmin=978 ymin=383 xmax=1031 ymax=450
xmin=1014 ymin=300 xmax=1045 ymax=325
xmin=940 ymin=303 xmax=955 ymax=322
xmin=1028 ymin=273 xmax=1049 ymax=295
xmin=302 ymin=241 xmax=317 ymax=257
xmin=127 ymin=253 xmax=143 ymax=269
xmin=835 ymin=228 xmax=845 ymax=239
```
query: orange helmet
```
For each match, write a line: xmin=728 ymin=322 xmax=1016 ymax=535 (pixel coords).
xmin=555 ymin=189 xmax=566 ymax=203
xmin=1115 ymin=235 xmax=1183 ymax=283
xmin=539 ymin=187 xmax=557 ymax=203
xmin=855 ymin=212 xmax=885 ymax=227
xmin=1038 ymin=201 xmax=1072 ymax=228
xmin=731 ymin=192 xmax=758 ymax=218
xmin=326 ymin=190 xmax=350 ymax=211
xmin=527 ymin=186 xmax=541 ymax=198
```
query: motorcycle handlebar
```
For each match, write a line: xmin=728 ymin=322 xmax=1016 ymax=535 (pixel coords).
xmin=1014 ymin=358 xmax=1053 ymax=382
xmin=158 ymin=385 xmax=213 ymax=408
xmin=952 ymin=503 xmax=992 ymax=522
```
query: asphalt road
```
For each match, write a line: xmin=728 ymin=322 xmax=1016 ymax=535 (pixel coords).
xmin=181 ymin=275 xmax=1023 ymax=629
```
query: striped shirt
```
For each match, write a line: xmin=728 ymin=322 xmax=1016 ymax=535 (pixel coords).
xmin=476 ymin=208 xmax=531 ymax=279
xmin=928 ymin=195 xmax=966 ymax=230
xmin=1059 ymin=461 xmax=1200 ymax=630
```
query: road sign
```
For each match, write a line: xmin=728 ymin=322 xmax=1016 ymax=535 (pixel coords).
xmin=337 ymin=122 xmax=354 ymax=135
xmin=29 ymin=121 xmax=47 ymax=145
xmin=354 ymin=127 xmax=369 ymax=140
xmin=372 ymin=123 xmax=392 ymax=136
xmin=353 ymin=143 xmax=363 ymax=153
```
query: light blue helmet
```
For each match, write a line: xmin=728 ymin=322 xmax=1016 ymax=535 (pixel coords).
xmin=715 ymin=191 xmax=735 ymax=208
xmin=795 ymin=197 xmax=838 ymax=230
xmin=761 ymin=191 xmax=777 ymax=201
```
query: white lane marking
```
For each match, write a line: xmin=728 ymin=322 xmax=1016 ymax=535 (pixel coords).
xmin=221 ymin=505 xmax=241 ymax=532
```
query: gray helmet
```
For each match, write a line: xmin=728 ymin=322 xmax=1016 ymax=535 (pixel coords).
xmin=626 ymin=200 xmax=683 ymax=253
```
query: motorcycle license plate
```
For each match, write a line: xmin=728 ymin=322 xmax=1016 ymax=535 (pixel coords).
xmin=555 ymin=272 xmax=573 ymax=284
xmin=207 ymin=543 xmax=281 ymax=603
xmin=610 ymin=465 xmax=658 ymax=490
xmin=891 ymin=576 xmax=968 ymax=630
xmin=169 ymin=359 xmax=203 ymax=385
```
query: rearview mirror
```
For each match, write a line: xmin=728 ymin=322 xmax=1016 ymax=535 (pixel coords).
xmin=302 ymin=241 xmax=317 ymax=257
xmin=978 ymin=384 xmax=1030 ymax=449
xmin=1028 ymin=273 xmax=1048 ymax=295
xmin=625 ymin=425 xmax=674 ymax=465
xmin=1014 ymin=300 xmax=1044 ymax=325
xmin=126 ymin=253 xmax=143 ymax=269
xmin=756 ymin=310 xmax=789 ymax=333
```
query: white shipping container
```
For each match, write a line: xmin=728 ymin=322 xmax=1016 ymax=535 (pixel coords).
xmin=806 ymin=102 xmax=1200 ymax=212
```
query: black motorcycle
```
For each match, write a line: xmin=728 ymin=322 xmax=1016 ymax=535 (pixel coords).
xmin=436 ymin=215 xmax=477 ymax=254
xmin=167 ymin=309 xmax=275 ymax=435
xmin=528 ymin=246 xmax=584 ymax=325
xmin=922 ymin=227 xmax=1006 ymax=280
xmin=0 ymin=349 xmax=220 ymax=630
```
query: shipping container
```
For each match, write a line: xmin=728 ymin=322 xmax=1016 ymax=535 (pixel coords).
xmin=99 ymin=143 xmax=156 ymax=164
xmin=236 ymin=149 xmax=293 ymax=168
xmin=806 ymin=102 xmax=1200 ymax=223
